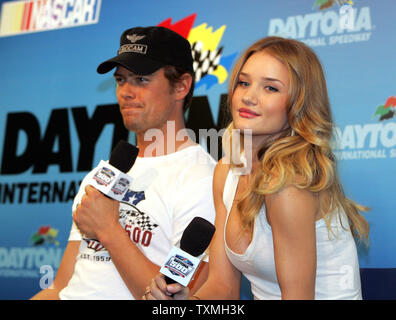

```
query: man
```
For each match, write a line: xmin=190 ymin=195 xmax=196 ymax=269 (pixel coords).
xmin=31 ymin=26 xmax=216 ymax=299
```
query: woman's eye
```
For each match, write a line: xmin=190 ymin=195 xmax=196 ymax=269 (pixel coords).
xmin=266 ymin=86 xmax=279 ymax=92
xmin=237 ymin=80 xmax=249 ymax=87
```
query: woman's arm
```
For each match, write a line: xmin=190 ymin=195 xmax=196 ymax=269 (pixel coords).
xmin=265 ymin=185 xmax=318 ymax=299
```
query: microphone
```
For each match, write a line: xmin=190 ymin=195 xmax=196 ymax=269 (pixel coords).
xmin=160 ymin=217 xmax=216 ymax=286
xmin=89 ymin=140 xmax=139 ymax=201
xmin=109 ymin=140 xmax=139 ymax=173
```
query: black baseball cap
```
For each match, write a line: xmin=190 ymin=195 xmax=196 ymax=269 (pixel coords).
xmin=97 ymin=26 xmax=194 ymax=75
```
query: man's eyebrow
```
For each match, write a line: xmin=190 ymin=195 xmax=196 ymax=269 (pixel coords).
xmin=113 ymin=70 xmax=152 ymax=78
xmin=113 ymin=71 xmax=124 ymax=77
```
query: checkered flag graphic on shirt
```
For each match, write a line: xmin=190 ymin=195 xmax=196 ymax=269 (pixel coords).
xmin=135 ymin=212 xmax=158 ymax=231
xmin=191 ymin=41 xmax=223 ymax=82
xmin=119 ymin=206 xmax=158 ymax=231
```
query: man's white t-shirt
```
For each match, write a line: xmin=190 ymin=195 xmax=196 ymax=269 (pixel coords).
xmin=59 ymin=145 xmax=216 ymax=299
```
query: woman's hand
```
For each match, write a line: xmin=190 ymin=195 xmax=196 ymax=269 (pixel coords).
xmin=143 ymin=274 xmax=191 ymax=300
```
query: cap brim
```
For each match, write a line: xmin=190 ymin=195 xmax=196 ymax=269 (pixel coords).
xmin=97 ymin=52 xmax=165 ymax=75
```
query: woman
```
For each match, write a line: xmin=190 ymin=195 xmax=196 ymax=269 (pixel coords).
xmin=145 ymin=36 xmax=369 ymax=300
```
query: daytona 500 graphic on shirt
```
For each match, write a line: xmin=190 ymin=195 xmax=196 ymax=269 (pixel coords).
xmin=80 ymin=189 xmax=159 ymax=262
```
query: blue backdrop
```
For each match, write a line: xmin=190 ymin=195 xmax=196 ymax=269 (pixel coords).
xmin=0 ymin=0 xmax=395 ymax=299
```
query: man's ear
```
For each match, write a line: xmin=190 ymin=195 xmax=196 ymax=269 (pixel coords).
xmin=174 ymin=73 xmax=193 ymax=100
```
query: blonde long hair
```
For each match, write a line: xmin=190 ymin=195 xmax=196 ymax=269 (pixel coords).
xmin=225 ymin=36 xmax=369 ymax=242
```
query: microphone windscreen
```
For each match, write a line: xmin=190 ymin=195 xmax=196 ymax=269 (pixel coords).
xmin=109 ymin=140 xmax=139 ymax=173
xmin=180 ymin=217 xmax=216 ymax=257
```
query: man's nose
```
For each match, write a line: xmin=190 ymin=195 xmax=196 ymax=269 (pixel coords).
xmin=119 ymin=83 xmax=136 ymax=100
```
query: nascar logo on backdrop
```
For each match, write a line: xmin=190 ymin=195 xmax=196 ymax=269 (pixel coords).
xmin=0 ymin=0 xmax=101 ymax=37
xmin=268 ymin=0 xmax=374 ymax=47
xmin=374 ymin=96 xmax=396 ymax=122
xmin=0 ymin=225 xmax=62 ymax=278
xmin=158 ymin=13 xmax=238 ymax=90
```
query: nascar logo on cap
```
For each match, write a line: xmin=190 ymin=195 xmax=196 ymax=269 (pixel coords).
xmin=119 ymin=34 xmax=148 ymax=54
xmin=118 ymin=44 xmax=148 ymax=55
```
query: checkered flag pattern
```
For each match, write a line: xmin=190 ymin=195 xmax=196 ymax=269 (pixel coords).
xmin=135 ymin=213 xmax=158 ymax=231
xmin=191 ymin=41 xmax=223 ymax=82
xmin=119 ymin=207 xmax=159 ymax=231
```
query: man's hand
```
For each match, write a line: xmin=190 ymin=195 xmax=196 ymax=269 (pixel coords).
xmin=143 ymin=274 xmax=191 ymax=300
xmin=73 ymin=185 xmax=120 ymax=241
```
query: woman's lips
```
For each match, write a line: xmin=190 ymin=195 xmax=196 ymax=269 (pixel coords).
xmin=238 ymin=108 xmax=260 ymax=119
